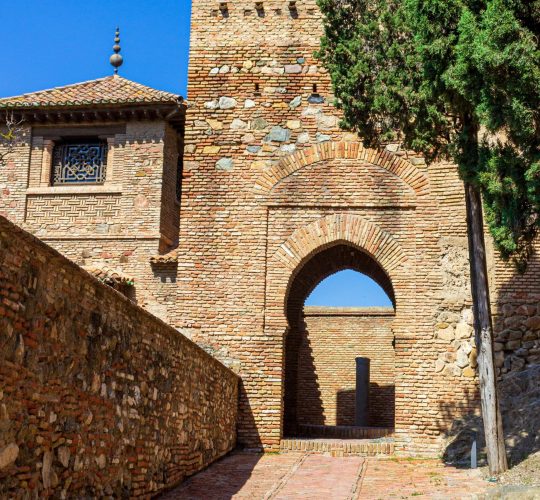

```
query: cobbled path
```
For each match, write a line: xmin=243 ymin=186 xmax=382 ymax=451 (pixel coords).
xmin=160 ymin=452 xmax=494 ymax=499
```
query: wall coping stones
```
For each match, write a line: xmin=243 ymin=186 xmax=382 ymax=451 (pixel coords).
xmin=304 ymin=306 xmax=396 ymax=317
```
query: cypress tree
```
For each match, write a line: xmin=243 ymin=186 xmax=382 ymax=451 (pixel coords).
xmin=317 ymin=0 xmax=540 ymax=474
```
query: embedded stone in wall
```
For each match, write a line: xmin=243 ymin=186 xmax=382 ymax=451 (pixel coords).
xmin=265 ymin=127 xmax=291 ymax=143
xmin=218 ymin=97 xmax=237 ymax=109
xmin=231 ymin=119 xmax=248 ymax=130
xmin=0 ymin=444 xmax=18 ymax=470
xmin=251 ymin=118 xmax=269 ymax=130
xmin=216 ymin=158 xmax=234 ymax=171
xmin=289 ymin=96 xmax=302 ymax=108
xmin=439 ymin=238 xmax=471 ymax=302
xmin=316 ymin=133 xmax=331 ymax=142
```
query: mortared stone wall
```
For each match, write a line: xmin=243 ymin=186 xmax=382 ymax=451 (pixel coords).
xmin=0 ymin=216 xmax=238 ymax=498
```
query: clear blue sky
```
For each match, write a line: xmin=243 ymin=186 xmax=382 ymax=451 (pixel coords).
xmin=305 ymin=270 xmax=392 ymax=307
xmin=0 ymin=0 xmax=192 ymax=98
xmin=0 ymin=1 xmax=391 ymax=308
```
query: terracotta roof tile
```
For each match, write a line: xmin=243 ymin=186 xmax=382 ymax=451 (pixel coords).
xmin=150 ymin=249 xmax=179 ymax=264
xmin=0 ymin=75 xmax=182 ymax=109
xmin=83 ymin=266 xmax=135 ymax=285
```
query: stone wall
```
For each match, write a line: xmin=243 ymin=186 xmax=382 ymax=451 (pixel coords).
xmin=493 ymin=299 xmax=540 ymax=376
xmin=298 ymin=307 xmax=395 ymax=428
xmin=0 ymin=216 xmax=238 ymax=498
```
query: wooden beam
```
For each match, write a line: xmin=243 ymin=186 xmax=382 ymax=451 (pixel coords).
xmin=465 ymin=182 xmax=508 ymax=475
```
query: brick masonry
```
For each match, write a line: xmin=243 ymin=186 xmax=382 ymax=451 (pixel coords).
xmin=0 ymin=120 xmax=181 ymax=325
xmin=0 ymin=216 xmax=238 ymax=498
xmin=178 ymin=0 xmax=540 ymax=456
xmin=1 ymin=0 xmax=540 ymax=463
xmin=297 ymin=307 xmax=395 ymax=429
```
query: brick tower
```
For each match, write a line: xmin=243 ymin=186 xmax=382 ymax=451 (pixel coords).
xmin=179 ymin=0 xmax=537 ymax=455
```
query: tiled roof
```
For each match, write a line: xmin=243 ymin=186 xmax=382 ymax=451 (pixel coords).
xmin=0 ymin=75 xmax=182 ymax=109
xmin=84 ymin=266 xmax=135 ymax=286
xmin=150 ymin=249 xmax=179 ymax=264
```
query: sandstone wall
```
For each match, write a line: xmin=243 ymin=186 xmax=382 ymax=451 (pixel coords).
xmin=0 ymin=216 xmax=238 ymax=498
xmin=298 ymin=307 xmax=395 ymax=428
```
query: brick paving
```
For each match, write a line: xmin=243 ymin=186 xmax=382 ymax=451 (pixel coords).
xmin=160 ymin=452 xmax=494 ymax=500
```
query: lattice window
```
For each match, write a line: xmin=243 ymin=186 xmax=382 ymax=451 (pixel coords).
xmin=51 ymin=140 xmax=107 ymax=185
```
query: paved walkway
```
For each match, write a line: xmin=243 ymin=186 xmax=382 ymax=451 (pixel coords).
xmin=161 ymin=452 xmax=494 ymax=499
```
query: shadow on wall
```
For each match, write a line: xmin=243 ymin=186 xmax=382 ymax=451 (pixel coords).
xmin=439 ymin=365 xmax=540 ymax=469
xmin=237 ymin=379 xmax=264 ymax=452
xmin=336 ymin=384 xmax=395 ymax=427
xmin=336 ymin=389 xmax=355 ymax=426
xmin=291 ymin=324 xmax=396 ymax=428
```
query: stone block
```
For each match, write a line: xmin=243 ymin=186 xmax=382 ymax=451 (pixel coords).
xmin=289 ymin=96 xmax=302 ymax=108
xmin=525 ymin=316 xmax=540 ymax=330
xmin=455 ymin=323 xmax=472 ymax=339
xmin=265 ymin=127 xmax=291 ymax=143
xmin=0 ymin=443 xmax=18 ymax=469
xmin=438 ymin=326 xmax=455 ymax=341
xmin=218 ymin=96 xmax=237 ymax=109
xmin=216 ymin=158 xmax=234 ymax=171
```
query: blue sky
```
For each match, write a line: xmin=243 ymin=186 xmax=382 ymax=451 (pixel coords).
xmin=0 ymin=1 xmax=391 ymax=308
xmin=305 ymin=270 xmax=392 ymax=307
xmin=0 ymin=0 xmax=191 ymax=98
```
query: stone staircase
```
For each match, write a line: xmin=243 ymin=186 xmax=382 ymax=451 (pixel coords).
xmin=281 ymin=426 xmax=395 ymax=456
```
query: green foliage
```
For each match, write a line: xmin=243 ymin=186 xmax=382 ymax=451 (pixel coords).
xmin=317 ymin=0 xmax=540 ymax=268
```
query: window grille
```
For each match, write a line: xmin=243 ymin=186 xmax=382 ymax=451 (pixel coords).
xmin=51 ymin=141 xmax=107 ymax=185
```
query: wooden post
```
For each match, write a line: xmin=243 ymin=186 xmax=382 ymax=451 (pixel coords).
xmin=464 ymin=182 xmax=508 ymax=475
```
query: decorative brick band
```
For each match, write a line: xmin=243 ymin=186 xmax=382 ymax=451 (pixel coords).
xmin=254 ymin=142 xmax=428 ymax=195
xmin=272 ymin=214 xmax=407 ymax=278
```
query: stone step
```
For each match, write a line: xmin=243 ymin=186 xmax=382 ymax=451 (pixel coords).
xmin=297 ymin=424 xmax=394 ymax=440
xmin=280 ymin=438 xmax=395 ymax=457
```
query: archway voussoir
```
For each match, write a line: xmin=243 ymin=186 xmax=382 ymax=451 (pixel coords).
xmin=257 ymin=140 xmax=429 ymax=199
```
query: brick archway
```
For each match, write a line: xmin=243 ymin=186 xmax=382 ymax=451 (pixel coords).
xmin=254 ymin=141 xmax=428 ymax=196
xmin=272 ymin=214 xmax=408 ymax=308
xmin=283 ymin=243 xmax=397 ymax=435
xmin=264 ymin=214 xmax=414 ymax=446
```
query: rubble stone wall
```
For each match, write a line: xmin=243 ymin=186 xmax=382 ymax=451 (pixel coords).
xmin=0 ymin=216 xmax=238 ymax=498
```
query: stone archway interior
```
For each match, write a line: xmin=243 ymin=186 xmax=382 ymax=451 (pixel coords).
xmin=284 ymin=243 xmax=396 ymax=437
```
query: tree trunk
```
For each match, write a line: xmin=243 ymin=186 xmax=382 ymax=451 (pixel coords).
xmin=464 ymin=182 xmax=508 ymax=475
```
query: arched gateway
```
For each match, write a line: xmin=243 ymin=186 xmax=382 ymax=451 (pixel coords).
xmin=261 ymin=147 xmax=426 ymax=452
xmin=178 ymin=0 xmax=486 ymax=457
